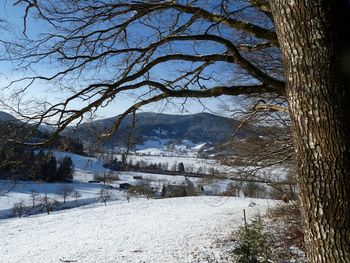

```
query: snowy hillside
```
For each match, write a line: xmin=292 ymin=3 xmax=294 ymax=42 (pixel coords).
xmin=133 ymin=138 xmax=207 ymax=157
xmin=0 ymin=196 xmax=274 ymax=263
xmin=0 ymin=111 xmax=18 ymax=122
xmin=47 ymin=150 xmax=110 ymax=181
xmin=0 ymin=180 xmax=120 ymax=213
xmin=63 ymin=112 xmax=266 ymax=153
xmin=52 ymin=150 xmax=108 ymax=173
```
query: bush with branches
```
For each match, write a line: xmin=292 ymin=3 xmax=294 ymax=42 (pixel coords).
xmin=72 ymin=191 xmax=82 ymax=202
xmin=12 ymin=200 xmax=26 ymax=218
xmin=57 ymin=184 xmax=74 ymax=203
xmin=233 ymin=216 xmax=271 ymax=263
xmin=127 ymin=184 xmax=155 ymax=200
xmin=40 ymin=194 xmax=58 ymax=215
xmin=99 ymin=188 xmax=112 ymax=206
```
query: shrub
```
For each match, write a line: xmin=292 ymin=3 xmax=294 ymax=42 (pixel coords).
xmin=13 ymin=200 xmax=25 ymax=218
xmin=95 ymin=172 xmax=119 ymax=183
xmin=127 ymin=184 xmax=154 ymax=200
xmin=233 ymin=204 xmax=306 ymax=263
xmin=265 ymin=204 xmax=306 ymax=260
xmin=222 ymin=183 xmax=239 ymax=197
xmin=242 ymin=182 xmax=266 ymax=198
xmin=161 ymin=184 xmax=188 ymax=198
xmin=233 ymin=216 xmax=271 ymax=263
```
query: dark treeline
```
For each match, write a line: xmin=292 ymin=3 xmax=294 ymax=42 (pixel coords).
xmin=0 ymin=122 xmax=85 ymax=155
xmin=0 ymin=122 xmax=77 ymax=181
xmin=0 ymin=148 xmax=74 ymax=182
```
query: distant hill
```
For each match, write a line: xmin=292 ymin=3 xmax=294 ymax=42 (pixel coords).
xmin=0 ymin=111 xmax=18 ymax=123
xmin=0 ymin=111 xmax=84 ymax=155
xmin=63 ymin=112 xmax=260 ymax=149
xmin=0 ymin=111 xmax=265 ymax=155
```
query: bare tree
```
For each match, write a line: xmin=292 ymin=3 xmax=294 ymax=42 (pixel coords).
xmin=218 ymin=118 xmax=295 ymax=197
xmin=41 ymin=194 xmax=57 ymax=215
xmin=242 ymin=181 xmax=266 ymax=198
xmin=57 ymin=184 xmax=74 ymax=203
xmin=1 ymin=1 xmax=349 ymax=261
xmin=72 ymin=191 xmax=81 ymax=202
xmin=13 ymin=200 xmax=25 ymax=218
xmin=222 ymin=182 xmax=239 ymax=197
xmin=95 ymin=172 xmax=118 ymax=185
xmin=125 ymin=192 xmax=130 ymax=203
xmin=30 ymin=190 xmax=39 ymax=208
xmin=99 ymin=188 xmax=111 ymax=206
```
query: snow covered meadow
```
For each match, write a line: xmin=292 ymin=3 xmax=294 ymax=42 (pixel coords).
xmin=0 ymin=151 xmax=117 ymax=217
xmin=0 ymin=148 xmax=288 ymax=262
xmin=0 ymin=196 xmax=274 ymax=263
xmin=0 ymin=150 xmax=289 ymax=215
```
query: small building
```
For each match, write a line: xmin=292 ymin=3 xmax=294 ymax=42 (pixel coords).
xmin=119 ymin=183 xmax=133 ymax=190
xmin=88 ymin=180 xmax=101 ymax=184
xmin=133 ymin=176 xmax=143 ymax=180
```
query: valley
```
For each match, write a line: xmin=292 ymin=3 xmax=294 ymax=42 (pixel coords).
xmin=0 ymin=111 xmax=292 ymax=262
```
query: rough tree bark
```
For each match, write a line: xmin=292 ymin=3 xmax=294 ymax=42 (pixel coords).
xmin=271 ymin=1 xmax=350 ymax=262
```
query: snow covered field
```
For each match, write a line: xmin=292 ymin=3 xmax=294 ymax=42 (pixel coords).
xmin=0 ymin=196 xmax=274 ymax=263
xmin=0 ymin=150 xmax=287 ymax=215
xmin=111 ymin=153 xmax=289 ymax=180
xmin=0 ymin=172 xmax=232 ymax=218
xmin=50 ymin=150 xmax=109 ymax=173
xmin=0 ymin=180 xmax=122 ymax=212
xmin=114 ymin=154 xmax=233 ymax=174
xmin=52 ymin=150 xmax=288 ymax=182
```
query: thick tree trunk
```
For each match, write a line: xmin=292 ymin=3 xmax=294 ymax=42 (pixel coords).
xmin=271 ymin=1 xmax=350 ymax=262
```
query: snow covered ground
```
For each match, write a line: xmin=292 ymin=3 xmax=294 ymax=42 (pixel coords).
xmin=0 ymin=150 xmax=232 ymax=214
xmin=110 ymin=153 xmax=289 ymax=180
xmin=0 ymin=180 xmax=125 ymax=218
xmin=0 ymin=150 xmax=287 ymax=214
xmin=51 ymin=150 xmax=109 ymax=173
xmin=112 ymin=154 xmax=234 ymax=174
xmin=0 ymin=196 xmax=275 ymax=263
xmin=52 ymin=150 xmax=288 ymax=182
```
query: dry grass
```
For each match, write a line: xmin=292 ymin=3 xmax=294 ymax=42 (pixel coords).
xmin=264 ymin=203 xmax=307 ymax=262
xmin=192 ymin=203 xmax=307 ymax=263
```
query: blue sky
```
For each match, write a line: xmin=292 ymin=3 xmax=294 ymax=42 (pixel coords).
xmin=0 ymin=1 xmax=241 ymax=120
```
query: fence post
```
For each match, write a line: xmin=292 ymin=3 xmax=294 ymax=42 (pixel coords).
xmin=243 ymin=209 xmax=247 ymax=232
